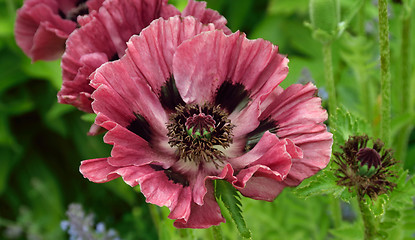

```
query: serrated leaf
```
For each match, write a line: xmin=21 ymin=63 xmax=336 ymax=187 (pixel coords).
xmin=332 ymin=105 xmax=369 ymax=145
xmin=369 ymin=195 xmax=388 ymax=217
xmin=215 ymin=180 xmax=251 ymax=239
xmin=329 ymin=222 xmax=363 ymax=240
xmin=294 ymin=169 xmax=353 ymax=202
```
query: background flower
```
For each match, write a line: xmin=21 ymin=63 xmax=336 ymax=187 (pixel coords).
xmin=14 ymin=0 xmax=104 ymax=61
xmin=58 ymin=0 xmax=230 ymax=114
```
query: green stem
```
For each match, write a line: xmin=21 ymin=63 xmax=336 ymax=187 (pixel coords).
xmin=322 ymin=42 xmax=337 ymax=120
xmin=400 ymin=15 xmax=411 ymax=112
xmin=357 ymin=194 xmax=377 ymax=240
xmin=378 ymin=0 xmax=392 ymax=146
xmin=359 ymin=69 xmax=373 ymax=126
xmin=395 ymin=8 xmax=413 ymax=165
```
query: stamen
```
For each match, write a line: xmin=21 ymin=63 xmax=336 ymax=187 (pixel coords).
xmin=167 ymin=104 xmax=234 ymax=167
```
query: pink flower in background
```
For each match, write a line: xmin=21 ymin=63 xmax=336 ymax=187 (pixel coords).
xmin=14 ymin=0 xmax=104 ymax=61
xmin=58 ymin=0 xmax=230 ymax=114
xmin=80 ymin=16 xmax=332 ymax=228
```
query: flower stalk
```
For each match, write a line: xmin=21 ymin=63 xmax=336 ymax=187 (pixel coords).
xmin=357 ymin=194 xmax=377 ymax=240
xmin=323 ymin=42 xmax=337 ymax=119
xmin=395 ymin=2 xmax=413 ymax=165
xmin=378 ymin=0 xmax=392 ymax=146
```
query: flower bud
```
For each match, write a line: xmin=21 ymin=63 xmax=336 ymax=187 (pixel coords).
xmin=309 ymin=0 xmax=340 ymax=43
xmin=334 ymin=135 xmax=396 ymax=200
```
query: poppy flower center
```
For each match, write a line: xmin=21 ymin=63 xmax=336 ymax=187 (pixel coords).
xmin=185 ymin=113 xmax=216 ymax=140
xmin=167 ymin=104 xmax=234 ymax=167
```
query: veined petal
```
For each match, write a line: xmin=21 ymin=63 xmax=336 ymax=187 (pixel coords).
xmin=173 ymin=30 xmax=288 ymax=106
xmin=227 ymin=132 xmax=300 ymax=200
xmin=181 ymin=0 xmax=231 ymax=34
xmin=259 ymin=83 xmax=333 ymax=186
xmin=125 ymin=16 xmax=216 ymax=95
xmin=15 ymin=2 xmax=76 ymax=61
xmin=104 ymin=124 xmax=175 ymax=168
xmin=59 ymin=0 xmax=180 ymax=112
xmin=80 ymin=158 xmax=120 ymax=183
xmin=174 ymin=182 xmax=225 ymax=228
xmin=90 ymin=57 xmax=169 ymax=137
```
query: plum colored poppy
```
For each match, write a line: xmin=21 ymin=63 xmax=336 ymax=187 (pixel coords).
xmin=15 ymin=0 xmax=104 ymax=61
xmin=80 ymin=16 xmax=332 ymax=228
xmin=58 ymin=0 xmax=230 ymax=114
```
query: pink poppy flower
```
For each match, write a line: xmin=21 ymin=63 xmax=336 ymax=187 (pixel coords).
xmin=14 ymin=0 xmax=105 ymax=61
xmin=80 ymin=16 xmax=332 ymax=228
xmin=58 ymin=0 xmax=231 ymax=114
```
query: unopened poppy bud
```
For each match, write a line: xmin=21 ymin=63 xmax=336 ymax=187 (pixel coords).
xmin=334 ymin=135 xmax=396 ymax=200
xmin=309 ymin=0 xmax=340 ymax=42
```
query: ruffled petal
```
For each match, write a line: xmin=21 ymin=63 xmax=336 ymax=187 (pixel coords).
xmin=260 ymin=83 xmax=333 ymax=186
xmin=119 ymin=165 xmax=194 ymax=223
xmin=189 ymin=164 xmax=235 ymax=205
xmin=59 ymin=0 xmax=180 ymax=112
xmin=80 ymin=158 xmax=120 ymax=183
xmin=182 ymin=0 xmax=231 ymax=34
xmin=59 ymin=52 xmax=108 ymax=112
xmin=103 ymin=124 xmax=175 ymax=168
xmin=90 ymin=57 xmax=169 ymax=138
xmin=173 ymin=30 xmax=288 ymax=105
xmin=125 ymin=16 xmax=216 ymax=94
xmin=174 ymin=182 xmax=225 ymax=228
xmin=236 ymin=175 xmax=287 ymax=201
xmin=228 ymin=132 xmax=294 ymax=169
xmin=15 ymin=1 xmax=76 ymax=61
xmin=230 ymin=134 xmax=301 ymax=201
xmin=228 ymin=98 xmax=261 ymax=140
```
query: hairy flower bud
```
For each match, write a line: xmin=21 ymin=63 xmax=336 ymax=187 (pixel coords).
xmin=308 ymin=0 xmax=340 ymax=43
xmin=334 ymin=135 xmax=396 ymax=200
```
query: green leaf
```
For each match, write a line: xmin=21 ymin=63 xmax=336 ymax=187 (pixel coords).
xmin=368 ymin=194 xmax=388 ymax=217
xmin=215 ymin=180 xmax=251 ymax=239
xmin=294 ymin=169 xmax=353 ymax=202
xmin=331 ymin=105 xmax=369 ymax=146
xmin=329 ymin=222 xmax=363 ymax=240
xmin=80 ymin=113 xmax=97 ymax=123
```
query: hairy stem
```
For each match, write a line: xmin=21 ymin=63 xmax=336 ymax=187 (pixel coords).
xmin=378 ymin=0 xmax=391 ymax=145
xmin=358 ymin=194 xmax=377 ymax=239
xmin=323 ymin=42 xmax=337 ymax=120
xmin=395 ymin=8 xmax=413 ymax=165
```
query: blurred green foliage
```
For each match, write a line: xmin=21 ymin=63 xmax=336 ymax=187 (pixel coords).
xmin=1 ymin=0 xmax=415 ymax=239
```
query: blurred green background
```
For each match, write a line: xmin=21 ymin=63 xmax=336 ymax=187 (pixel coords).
xmin=1 ymin=0 xmax=415 ymax=239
